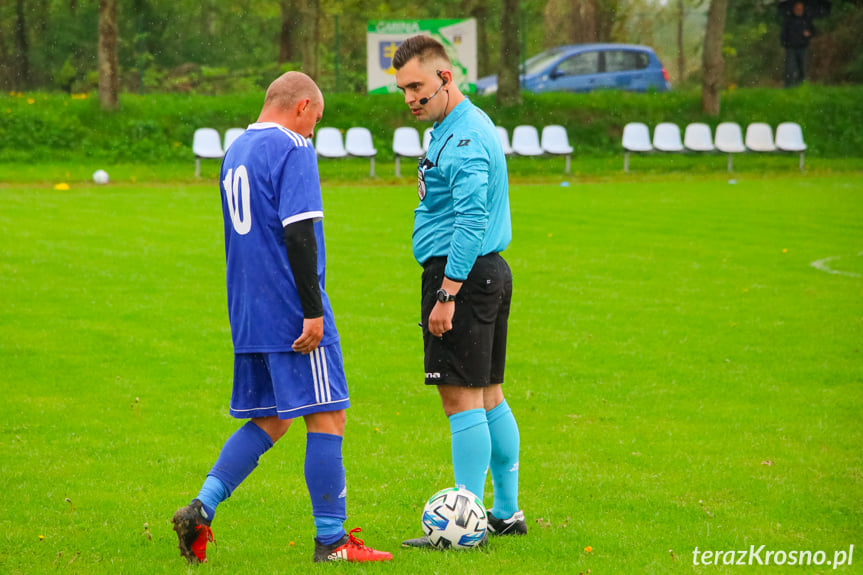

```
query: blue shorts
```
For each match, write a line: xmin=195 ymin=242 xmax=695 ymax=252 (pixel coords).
xmin=229 ymin=344 xmax=350 ymax=420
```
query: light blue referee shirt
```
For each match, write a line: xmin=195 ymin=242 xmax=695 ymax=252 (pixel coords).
xmin=414 ymin=99 xmax=512 ymax=281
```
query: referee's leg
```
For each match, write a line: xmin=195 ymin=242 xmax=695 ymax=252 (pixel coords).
xmin=484 ymin=383 xmax=522 ymax=525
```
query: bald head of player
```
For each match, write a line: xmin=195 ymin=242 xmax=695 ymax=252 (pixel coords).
xmin=393 ymin=35 xmax=465 ymax=124
xmin=258 ymin=71 xmax=324 ymax=139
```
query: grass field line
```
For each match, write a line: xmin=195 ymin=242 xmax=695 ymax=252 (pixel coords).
xmin=810 ymin=251 xmax=863 ymax=278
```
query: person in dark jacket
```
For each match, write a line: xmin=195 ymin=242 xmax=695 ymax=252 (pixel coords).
xmin=781 ymin=1 xmax=815 ymax=87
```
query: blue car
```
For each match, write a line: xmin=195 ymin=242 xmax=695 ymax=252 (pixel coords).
xmin=476 ymin=43 xmax=671 ymax=95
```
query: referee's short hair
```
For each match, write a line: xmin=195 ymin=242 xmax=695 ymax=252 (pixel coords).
xmin=392 ymin=35 xmax=450 ymax=71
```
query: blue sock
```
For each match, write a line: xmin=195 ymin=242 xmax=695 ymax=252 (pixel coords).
xmin=200 ymin=421 xmax=274 ymax=520
xmin=305 ymin=432 xmax=347 ymax=545
xmin=487 ymin=400 xmax=520 ymax=518
xmin=449 ymin=408 xmax=491 ymax=502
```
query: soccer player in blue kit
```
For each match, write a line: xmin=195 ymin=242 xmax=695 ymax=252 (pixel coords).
xmin=171 ymin=71 xmax=391 ymax=565
xmin=392 ymin=36 xmax=527 ymax=547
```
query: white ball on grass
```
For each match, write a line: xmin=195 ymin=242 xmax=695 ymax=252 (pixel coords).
xmin=93 ymin=169 xmax=109 ymax=185
xmin=421 ymin=487 xmax=487 ymax=549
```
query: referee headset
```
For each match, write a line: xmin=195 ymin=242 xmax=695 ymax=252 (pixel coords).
xmin=419 ymin=70 xmax=448 ymax=106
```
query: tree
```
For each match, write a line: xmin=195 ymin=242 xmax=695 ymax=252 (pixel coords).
xmin=543 ymin=0 xmax=619 ymax=45
xmin=462 ymin=0 xmax=489 ymax=76
xmin=701 ymin=0 xmax=727 ymax=115
xmin=13 ymin=0 xmax=30 ymax=88
xmin=498 ymin=0 xmax=522 ymax=106
xmin=677 ymin=0 xmax=685 ymax=83
xmin=300 ymin=0 xmax=320 ymax=80
xmin=98 ymin=0 xmax=119 ymax=109
xmin=279 ymin=0 xmax=300 ymax=65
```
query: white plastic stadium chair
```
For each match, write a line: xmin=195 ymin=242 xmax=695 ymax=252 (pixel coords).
xmin=511 ymin=125 xmax=544 ymax=157
xmin=392 ymin=127 xmax=424 ymax=177
xmin=714 ymin=122 xmax=746 ymax=172
xmin=745 ymin=122 xmax=777 ymax=153
xmin=541 ymin=125 xmax=574 ymax=173
xmin=652 ymin=122 xmax=684 ymax=153
xmin=223 ymin=128 xmax=245 ymax=152
xmin=422 ymin=127 xmax=434 ymax=152
xmin=193 ymin=127 xmax=224 ymax=177
xmin=496 ymin=126 xmax=514 ymax=155
xmin=621 ymin=122 xmax=652 ymax=172
xmin=683 ymin=123 xmax=715 ymax=153
xmin=775 ymin=122 xmax=807 ymax=171
xmin=345 ymin=127 xmax=378 ymax=177
xmin=315 ymin=127 xmax=348 ymax=159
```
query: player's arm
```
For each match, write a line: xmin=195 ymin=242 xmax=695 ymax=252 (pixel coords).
xmin=283 ymin=219 xmax=324 ymax=354
xmin=447 ymin=147 xmax=491 ymax=281
xmin=429 ymin=148 xmax=489 ymax=338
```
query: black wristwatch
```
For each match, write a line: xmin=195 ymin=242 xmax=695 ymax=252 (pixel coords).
xmin=436 ymin=288 xmax=457 ymax=303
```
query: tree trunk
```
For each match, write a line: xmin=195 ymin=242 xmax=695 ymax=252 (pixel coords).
xmin=463 ymin=0 xmax=489 ymax=76
xmin=279 ymin=0 xmax=300 ymax=64
xmin=13 ymin=0 xmax=30 ymax=89
xmin=543 ymin=0 xmax=572 ymax=47
xmin=580 ymin=0 xmax=598 ymax=42
xmin=0 ymin=0 xmax=9 ymax=89
xmin=497 ymin=0 xmax=522 ymax=106
xmin=595 ymin=0 xmax=618 ymax=42
xmin=300 ymin=0 xmax=320 ymax=80
xmin=98 ymin=0 xmax=119 ymax=110
xmin=677 ymin=0 xmax=685 ymax=84
xmin=556 ymin=0 xmax=617 ymax=44
xmin=701 ymin=0 xmax=727 ymax=116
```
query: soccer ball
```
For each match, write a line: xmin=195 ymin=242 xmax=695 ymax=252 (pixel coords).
xmin=92 ymin=169 xmax=109 ymax=184
xmin=421 ymin=487 xmax=487 ymax=549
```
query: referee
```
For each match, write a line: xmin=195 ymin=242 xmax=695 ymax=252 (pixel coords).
xmin=393 ymin=35 xmax=527 ymax=546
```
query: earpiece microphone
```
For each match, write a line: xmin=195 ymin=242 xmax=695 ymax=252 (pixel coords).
xmin=419 ymin=71 xmax=448 ymax=106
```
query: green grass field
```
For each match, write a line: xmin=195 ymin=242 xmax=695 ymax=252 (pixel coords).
xmin=1 ymin=167 xmax=861 ymax=574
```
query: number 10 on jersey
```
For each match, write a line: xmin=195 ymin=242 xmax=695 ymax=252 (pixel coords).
xmin=223 ymin=166 xmax=252 ymax=235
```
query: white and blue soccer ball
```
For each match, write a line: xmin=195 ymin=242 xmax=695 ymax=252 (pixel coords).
xmin=421 ymin=487 xmax=487 ymax=549
xmin=92 ymin=169 xmax=109 ymax=185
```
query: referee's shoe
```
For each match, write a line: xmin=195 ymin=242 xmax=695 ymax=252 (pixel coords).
xmin=487 ymin=510 xmax=527 ymax=536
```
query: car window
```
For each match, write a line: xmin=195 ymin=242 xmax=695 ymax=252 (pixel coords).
xmin=524 ymin=47 xmax=570 ymax=75
xmin=603 ymin=50 xmax=650 ymax=73
xmin=556 ymin=51 xmax=599 ymax=76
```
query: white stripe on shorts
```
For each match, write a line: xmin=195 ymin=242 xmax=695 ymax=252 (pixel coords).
xmin=310 ymin=348 xmax=331 ymax=404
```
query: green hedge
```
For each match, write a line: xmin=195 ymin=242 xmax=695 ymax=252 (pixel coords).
xmin=1 ymin=85 xmax=861 ymax=163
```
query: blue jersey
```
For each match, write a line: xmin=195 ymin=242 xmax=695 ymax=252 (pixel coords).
xmin=220 ymin=122 xmax=339 ymax=353
xmin=413 ymin=99 xmax=512 ymax=281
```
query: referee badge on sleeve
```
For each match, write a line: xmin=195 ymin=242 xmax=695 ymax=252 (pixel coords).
xmin=417 ymin=157 xmax=433 ymax=200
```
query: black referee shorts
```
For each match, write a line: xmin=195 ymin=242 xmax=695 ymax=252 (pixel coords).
xmin=421 ymin=252 xmax=513 ymax=387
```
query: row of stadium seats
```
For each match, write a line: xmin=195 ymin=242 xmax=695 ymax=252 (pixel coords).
xmin=322 ymin=124 xmax=575 ymax=177
xmin=195 ymin=122 xmax=807 ymax=177
xmin=622 ymin=121 xmax=808 ymax=172
xmin=193 ymin=125 xmax=576 ymax=177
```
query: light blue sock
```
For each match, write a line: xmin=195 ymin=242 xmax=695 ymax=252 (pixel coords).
xmin=305 ymin=432 xmax=347 ymax=545
xmin=449 ymin=408 xmax=491 ymax=502
xmin=487 ymin=400 xmax=520 ymax=518
xmin=199 ymin=421 xmax=274 ymax=520
xmin=196 ymin=476 xmax=228 ymax=521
